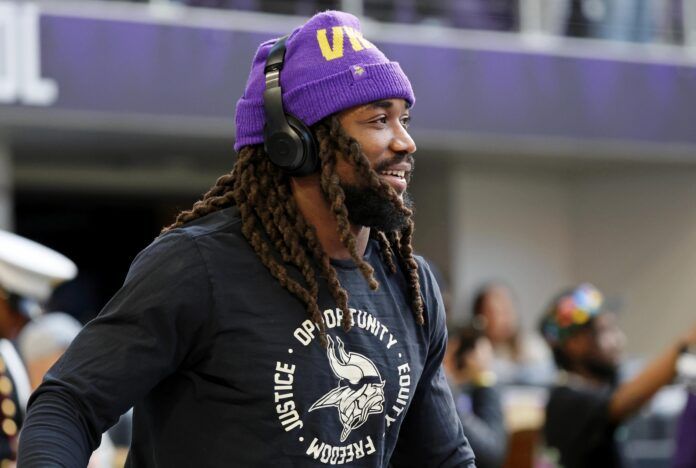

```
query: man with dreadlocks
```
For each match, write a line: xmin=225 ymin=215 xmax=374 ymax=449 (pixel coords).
xmin=18 ymin=10 xmax=474 ymax=468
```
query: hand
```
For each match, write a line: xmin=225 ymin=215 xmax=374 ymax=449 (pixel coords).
xmin=462 ymin=337 xmax=494 ymax=383
xmin=679 ymin=323 xmax=696 ymax=350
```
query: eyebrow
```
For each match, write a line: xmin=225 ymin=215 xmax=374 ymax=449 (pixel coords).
xmin=367 ymin=100 xmax=394 ymax=110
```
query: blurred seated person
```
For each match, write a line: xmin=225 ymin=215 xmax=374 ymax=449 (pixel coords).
xmin=674 ymin=391 xmax=696 ymax=468
xmin=444 ymin=325 xmax=507 ymax=468
xmin=472 ymin=282 xmax=554 ymax=385
xmin=17 ymin=313 xmax=117 ymax=468
xmin=539 ymin=283 xmax=696 ymax=468
xmin=674 ymin=350 xmax=696 ymax=468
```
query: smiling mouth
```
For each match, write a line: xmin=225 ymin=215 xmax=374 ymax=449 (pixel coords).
xmin=379 ymin=170 xmax=407 ymax=179
xmin=378 ymin=169 xmax=409 ymax=195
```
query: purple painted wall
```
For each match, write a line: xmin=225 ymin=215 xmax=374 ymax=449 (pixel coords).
xmin=2 ymin=11 xmax=696 ymax=146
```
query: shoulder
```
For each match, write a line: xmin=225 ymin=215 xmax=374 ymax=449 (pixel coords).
xmin=548 ymin=384 xmax=611 ymax=413
xmin=412 ymin=254 xmax=433 ymax=276
xmin=407 ymin=256 xmax=448 ymax=341
xmin=411 ymin=255 xmax=440 ymax=295
xmin=411 ymin=255 xmax=444 ymax=311
xmin=172 ymin=206 xmax=243 ymax=240
xmin=127 ymin=207 xmax=246 ymax=282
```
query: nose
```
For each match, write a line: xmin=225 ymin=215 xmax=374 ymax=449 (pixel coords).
xmin=390 ymin=124 xmax=417 ymax=155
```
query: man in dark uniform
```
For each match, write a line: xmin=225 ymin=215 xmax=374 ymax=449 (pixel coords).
xmin=18 ymin=10 xmax=475 ymax=467
xmin=0 ymin=229 xmax=77 ymax=466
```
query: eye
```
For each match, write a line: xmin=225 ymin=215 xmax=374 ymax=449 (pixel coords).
xmin=369 ymin=115 xmax=388 ymax=125
xmin=400 ymin=115 xmax=411 ymax=128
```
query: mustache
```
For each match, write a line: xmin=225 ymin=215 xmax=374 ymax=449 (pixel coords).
xmin=373 ymin=153 xmax=415 ymax=174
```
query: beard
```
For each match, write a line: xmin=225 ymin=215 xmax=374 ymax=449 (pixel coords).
xmin=582 ymin=356 xmax=619 ymax=386
xmin=341 ymin=184 xmax=414 ymax=233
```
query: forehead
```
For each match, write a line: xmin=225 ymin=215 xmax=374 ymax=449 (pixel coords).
xmin=341 ymin=98 xmax=410 ymax=116
xmin=594 ymin=312 xmax=619 ymax=330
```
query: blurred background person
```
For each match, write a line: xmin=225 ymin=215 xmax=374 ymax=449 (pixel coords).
xmin=444 ymin=324 xmax=508 ymax=468
xmin=17 ymin=312 xmax=118 ymax=468
xmin=0 ymin=230 xmax=76 ymax=466
xmin=539 ymin=283 xmax=696 ymax=468
xmin=17 ymin=313 xmax=82 ymax=391
xmin=565 ymin=0 xmax=679 ymax=43
xmin=673 ymin=350 xmax=696 ymax=468
xmin=471 ymin=282 xmax=554 ymax=386
xmin=674 ymin=392 xmax=696 ymax=468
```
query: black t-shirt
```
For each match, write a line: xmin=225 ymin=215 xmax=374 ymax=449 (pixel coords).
xmin=18 ymin=207 xmax=474 ymax=467
xmin=544 ymin=383 xmax=622 ymax=468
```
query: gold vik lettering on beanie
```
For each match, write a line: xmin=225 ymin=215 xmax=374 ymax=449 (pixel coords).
xmin=316 ymin=26 xmax=374 ymax=61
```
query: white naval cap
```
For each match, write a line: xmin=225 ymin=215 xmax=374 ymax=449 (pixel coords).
xmin=0 ymin=230 xmax=77 ymax=303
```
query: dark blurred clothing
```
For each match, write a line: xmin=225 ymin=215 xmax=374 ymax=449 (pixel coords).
xmin=452 ymin=384 xmax=507 ymax=468
xmin=0 ymin=340 xmax=30 ymax=464
xmin=674 ymin=392 xmax=696 ymax=468
xmin=544 ymin=382 xmax=623 ymax=468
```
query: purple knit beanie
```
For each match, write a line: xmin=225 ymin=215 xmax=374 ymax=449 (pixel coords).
xmin=234 ymin=10 xmax=415 ymax=151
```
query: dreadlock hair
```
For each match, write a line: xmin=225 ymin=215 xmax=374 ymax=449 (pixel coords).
xmin=162 ymin=115 xmax=424 ymax=347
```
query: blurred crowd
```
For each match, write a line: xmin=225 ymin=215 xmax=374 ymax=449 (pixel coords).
xmin=1 ymin=228 xmax=695 ymax=467
xmin=129 ymin=0 xmax=688 ymax=45
xmin=438 ymin=278 xmax=696 ymax=468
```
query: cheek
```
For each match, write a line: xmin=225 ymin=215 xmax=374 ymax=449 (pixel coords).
xmin=597 ymin=334 xmax=622 ymax=361
xmin=354 ymin=133 xmax=390 ymax=163
xmin=333 ymin=153 xmax=358 ymax=184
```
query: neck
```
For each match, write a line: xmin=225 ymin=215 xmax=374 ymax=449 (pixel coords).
xmin=565 ymin=364 xmax=615 ymax=388
xmin=291 ymin=174 xmax=369 ymax=260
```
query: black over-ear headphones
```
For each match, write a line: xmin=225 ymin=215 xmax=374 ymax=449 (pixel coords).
xmin=263 ymin=36 xmax=319 ymax=176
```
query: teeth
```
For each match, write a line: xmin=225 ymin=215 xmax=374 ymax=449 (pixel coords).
xmin=380 ymin=170 xmax=406 ymax=178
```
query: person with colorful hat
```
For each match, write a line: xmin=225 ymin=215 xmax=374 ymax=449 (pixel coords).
xmin=539 ymin=283 xmax=696 ymax=468
xmin=18 ymin=10 xmax=475 ymax=467
xmin=0 ymin=230 xmax=77 ymax=466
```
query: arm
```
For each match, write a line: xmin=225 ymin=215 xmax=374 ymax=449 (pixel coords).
xmin=390 ymin=367 xmax=476 ymax=468
xmin=390 ymin=261 xmax=476 ymax=468
xmin=451 ymin=336 xmax=507 ymax=467
xmin=18 ymin=232 xmax=214 ymax=467
xmin=609 ymin=324 xmax=696 ymax=423
xmin=458 ymin=385 xmax=507 ymax=468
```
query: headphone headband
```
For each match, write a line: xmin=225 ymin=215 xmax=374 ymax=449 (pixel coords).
xmin=262 ymin=36 xmax=318 ymax=176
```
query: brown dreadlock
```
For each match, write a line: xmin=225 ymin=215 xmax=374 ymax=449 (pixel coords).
xmin=162 ymin=115 xmax=424 ymax=346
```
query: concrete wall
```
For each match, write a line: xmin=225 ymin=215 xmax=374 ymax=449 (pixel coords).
xmin=449 ymin=166 xmax=575 ymax=332
xmin=572 ymin=167 xmax=696 ymax=354
xmin=413 ymin=161 xmax=696 ymax=355
xmin=409 ymin=160 xmax=454 ymax=287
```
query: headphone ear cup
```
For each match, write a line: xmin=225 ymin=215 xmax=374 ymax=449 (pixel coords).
xmin=284 ymin=114 xmax=319 ymax=176
xmin=264 ymin=124 xmax=303 ymax=170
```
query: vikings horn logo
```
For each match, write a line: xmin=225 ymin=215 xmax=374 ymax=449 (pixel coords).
xmin=309 ymin=336 xmax=386 ymax=442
